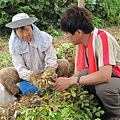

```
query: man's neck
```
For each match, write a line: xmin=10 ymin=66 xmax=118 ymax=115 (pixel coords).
xmin=81 ymin=33 xmax=91 ymax=47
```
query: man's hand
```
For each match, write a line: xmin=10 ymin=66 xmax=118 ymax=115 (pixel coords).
xmin=53 ymin=77 xmax=71 ymax=92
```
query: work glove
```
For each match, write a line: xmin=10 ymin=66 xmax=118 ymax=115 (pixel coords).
xmin=30 ymin=68 xmax=57 ymax=91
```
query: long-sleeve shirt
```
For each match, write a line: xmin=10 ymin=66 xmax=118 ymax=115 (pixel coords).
xmin=12 ymin=40 xmax=58 ymax=81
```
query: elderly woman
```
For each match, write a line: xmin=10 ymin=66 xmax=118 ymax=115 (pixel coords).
xmin=0 ymin=13 xmax=69 ymax=107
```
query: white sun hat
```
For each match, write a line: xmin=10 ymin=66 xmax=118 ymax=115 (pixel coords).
xmin=6 ymin=13 xmax=37 ymax=28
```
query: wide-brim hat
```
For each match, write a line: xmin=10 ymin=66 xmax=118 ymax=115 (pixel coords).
xmin=6 ymin=13 xmax=37 ymax=29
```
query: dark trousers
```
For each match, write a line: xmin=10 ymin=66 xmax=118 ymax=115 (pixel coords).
xmin=79 ymin=69 xmax=120 ymax=117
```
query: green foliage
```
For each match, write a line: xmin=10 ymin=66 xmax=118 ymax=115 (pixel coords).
xmin=56 ymin=43 xmax=76 ymax=76
xmin=93 ymin=16 xmax=107 ymax=28
xmin=16 ymin=87 xmax=105 ymax=120
xmin=56 ymin=43 xmax=75 ymax=59
xmin=0 ymin=0 xmax=75 ymax=35
xmin=1 ymin=0 xmax=120 ymax=36
xmin=85 ymin=0 xmax=120 ymax=28
xmin=0 ymin=53 xmax=12 ymax=69
xmin=46 ymin=26 xmax=63 ymax=37
xmin=0 ymin=36 xmax=9 ymax=42
xmin=104 ymin=0 xmax=120 ymax=26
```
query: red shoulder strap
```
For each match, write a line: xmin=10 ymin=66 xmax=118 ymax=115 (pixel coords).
xmin=98 ymin=30 xmax=110 ymax=65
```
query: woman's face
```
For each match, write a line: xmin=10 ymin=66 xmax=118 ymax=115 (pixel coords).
xmin=15 ymin=25 xmax=33 ymax=42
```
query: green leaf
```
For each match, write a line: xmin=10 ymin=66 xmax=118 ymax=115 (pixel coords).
xmin=61 ymin=108 xmax=70 ymax=118
xmin=71 ymin=89 xmax=76 ymax=97
xmin=93 ymin=107 xmax=97 ymax=113
xmin=45 ymin=1 xmax=50 ymax=5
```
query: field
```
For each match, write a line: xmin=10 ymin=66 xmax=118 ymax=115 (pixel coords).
xmin=0 ymin=26 xmax=120 ymax=120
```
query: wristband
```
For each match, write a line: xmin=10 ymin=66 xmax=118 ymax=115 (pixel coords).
xmin=77 ymin=75 xmax=81 ymax=86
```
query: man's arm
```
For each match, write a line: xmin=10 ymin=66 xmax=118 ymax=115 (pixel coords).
xmin=54 ymin=65 xmax=112 ymax=92
xmin=70 ymin=65 xmax=112 ymax=85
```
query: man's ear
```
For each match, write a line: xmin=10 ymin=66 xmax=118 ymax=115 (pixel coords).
xmin=75 ymin=29 xmax=83 ymax=36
